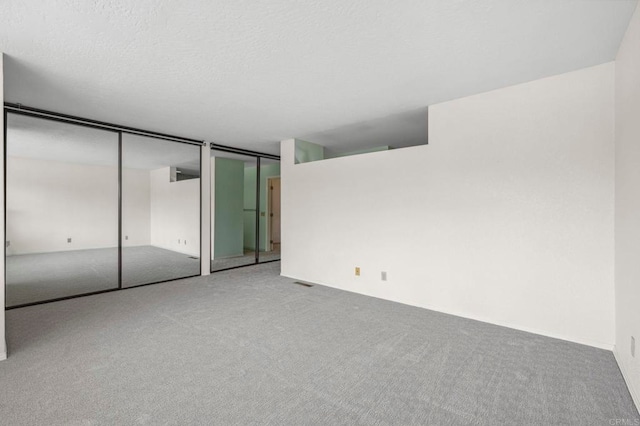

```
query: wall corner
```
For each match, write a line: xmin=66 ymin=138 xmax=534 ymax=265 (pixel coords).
xmin=1 ymin=52 xmax=6 ymax=360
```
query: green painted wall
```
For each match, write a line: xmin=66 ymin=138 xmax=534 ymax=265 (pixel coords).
xmin=213 ymin=157 xmax=244 ymax=258
xmin=295 ymin=139 xmax=324 ymax=164
xmin=243 ymin=163 xmax=280 ymax=251
xmin=295 ymin=139 xmax=391 ymax=163
xmin=242 ymin=166 xmax=257 ymax=251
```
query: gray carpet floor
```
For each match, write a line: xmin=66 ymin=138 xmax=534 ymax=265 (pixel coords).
xmin=122 ymin=246 xmax=200 ymax=288
xmin=5 ymin=246 xmax=200 ymax=307
xmin=0 ymin=262 xmax=637 ymax=425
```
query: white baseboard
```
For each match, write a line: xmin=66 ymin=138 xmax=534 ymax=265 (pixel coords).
xmin=280 ymin=272 xmax=614 ymax=351
xmin=614 ymin=348 xmax=640 ymax=412
xmin=435 ymin=310 xmax=614 ymax=351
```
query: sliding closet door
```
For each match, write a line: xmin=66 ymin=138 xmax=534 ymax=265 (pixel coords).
xmin=210 ymin=150 xmax=258 ymax=271
xmin=258 ymin=158 xmax=281 ymax=263
xmin=121 ymin=134 xmax=201 ymax=287
xmin=5 ymin=113 xmax=119 ymax=307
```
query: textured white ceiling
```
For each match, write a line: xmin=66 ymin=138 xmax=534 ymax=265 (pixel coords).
xmin=1 ymin=0 xmax=637 ymax=154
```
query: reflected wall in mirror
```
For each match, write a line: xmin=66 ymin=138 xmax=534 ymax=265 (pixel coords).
xmin=259 ymin=158 xmax=281 ymax=263
xmin=5 ymin=113 xmax=119 ymax=307
xmin=121 ymin=134 xmax=201 ymax=287
xmin=210 ymin=150 xmax=258 ymax=271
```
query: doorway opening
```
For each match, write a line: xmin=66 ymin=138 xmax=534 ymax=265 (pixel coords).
xmin=267 ymin=177 xmax=281 ymax=255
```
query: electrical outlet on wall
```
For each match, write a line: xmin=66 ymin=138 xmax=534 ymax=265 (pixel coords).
xmin=355 ymin=267 xmax=360 ymax=276
xmin=125 ymin=235 xmax=129 ymax=240
xmin=67 ymin=238 xmax=72 ymax=243
xmin=381 ymin=271 xmax=387 ymax=281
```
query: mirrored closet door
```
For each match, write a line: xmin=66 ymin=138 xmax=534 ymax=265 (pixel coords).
xmin=5 ymin=113 xmax=119 ymax=307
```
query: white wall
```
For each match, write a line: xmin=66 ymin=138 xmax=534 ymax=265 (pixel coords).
xmin=122 ymin=168 xmax=151 ymax=247
xmin=5 ymin=155 xmax=199 ymax=259
xmin=282 ymin=62 xmax=615 ymax=349
xmin=614 ymin=1 xmax=640 ymax=409
xmin=150 ymin=167 xmax=200 ymax=257
xmin=5 ymin=157 xmax=150 ymax=255
xmin=7 ymin=157 xmax=118 ymax=254
xmin=1 ymin=53 xmax=6 ymax=360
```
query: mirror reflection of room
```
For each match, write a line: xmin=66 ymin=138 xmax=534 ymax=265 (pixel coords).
xmin=121 ymin=134 xmax=201 ymax=288
xmin=210 ymin=151 xmax=280 ymax=272
xmin=260 ymin=158 xmax=281 ymax=263
xmin=4 ymin=113 xmax=202 ymax=307
xmin=5 ymin=113 xmax=119 ymax=306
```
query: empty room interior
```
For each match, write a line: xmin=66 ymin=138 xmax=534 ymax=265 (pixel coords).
xmin=1 ymin=1 xmax=640 ymax=424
